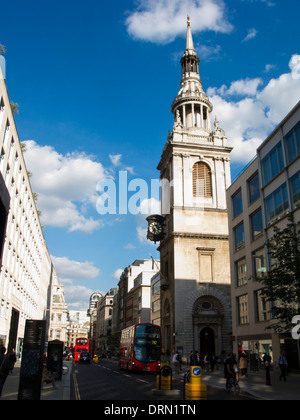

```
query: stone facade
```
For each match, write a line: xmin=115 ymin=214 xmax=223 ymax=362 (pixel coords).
xmin=158 ymin=19 xmax=232 ymax=360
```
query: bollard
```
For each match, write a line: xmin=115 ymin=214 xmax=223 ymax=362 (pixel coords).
xmin=156 ymin=363 xmax=173 ymax=391
xmin=185 ymin=366 xmax=207 ymax=400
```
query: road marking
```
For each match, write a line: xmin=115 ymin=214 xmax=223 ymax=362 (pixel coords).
xmin=73 ymin=373 xmax=81 ymax=401
xmin=136 ymin=378 xmax=149 ymax=384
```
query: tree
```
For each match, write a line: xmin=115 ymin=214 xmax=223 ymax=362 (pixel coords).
xmin=10 ymin=102 xmax=19 ymax=115
xmin=257 ymin=215 xmax=300 ymax=333
xmin=0 ymin=44 xmax=6 ymax=55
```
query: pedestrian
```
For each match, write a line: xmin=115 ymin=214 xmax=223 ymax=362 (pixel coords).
xmin=263 ymin=354 xmax=272 ymax=385
xmin=9 ymin=348 xmax=17 ymax=374
xmin=239 ymin=353 xmax=248 ymax=377
xmin=277 ymin=351 xmax=288 ymax=382
xmin=0 ymin=346 xmax=12 ymax=398
xmin=224 ymin=354 xmax=236 ymax=391
xmin=173 ymin=351 xmax=180 ymax=374
xmin=210 ymin=354 xmax=216 ymax=372
xmin=204 ymin=353 xmax=210 ymax=372
xmin=190 ymin=351 xmax=195 ymax=366
xmin=41 ymin=351 xmax=59 ymax=389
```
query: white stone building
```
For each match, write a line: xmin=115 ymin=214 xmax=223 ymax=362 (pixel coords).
xmin=158 ymin=19 xmax=232 ymax=360
xmin=0 ymin=58 xmax=54 ymax=354
xmin=48 ymin=270 xmax=69 ymax=344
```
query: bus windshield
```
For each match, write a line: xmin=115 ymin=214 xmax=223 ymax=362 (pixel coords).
xmin=76 ymin=338 xmax=88 ymax=346
xmin=134 ymin=324 xmax=161 ymax=363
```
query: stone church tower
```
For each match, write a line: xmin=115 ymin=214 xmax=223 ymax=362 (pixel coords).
xmin=158 ymin=18 xmax=232 ymax=359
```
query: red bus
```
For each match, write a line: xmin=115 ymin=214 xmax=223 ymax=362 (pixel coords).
xmin=119 ymin=323 xmax=161 ymax=372
xmin=74 ymin=337 xmax=89 ymax=362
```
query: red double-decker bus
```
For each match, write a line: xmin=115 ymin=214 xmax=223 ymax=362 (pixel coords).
xmin=74 ymin=337 xmax=89 ymax=362
xmin=119 ymin=323 xmax=161 ymax=372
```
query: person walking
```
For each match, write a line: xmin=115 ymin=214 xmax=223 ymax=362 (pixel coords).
xmin=239 ymin=353 xmax=248 ymax=377
xmin=9 ymin=348 xmax=17 ymax=374
xmin=41 ymin=351 xmax=59 ymax=389
xmin=0 ymin=346 xmax=12 ymax=398
xmin=172 ymin=351 xmax=180 ymax=374
xmin=277 ymin=351 xmax=288 ymax=382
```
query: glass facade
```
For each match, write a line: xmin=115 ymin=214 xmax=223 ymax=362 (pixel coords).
xmin=234 ymin=222 xmax=245 ymax=251
xmin=265 ymin=183 xmax=289 ymax=225
xmin=235 ymin=258 xmax=247 ymax=287
xmin=250 ymin=208 xmax=263 ymax=240
xmin=248 ymin=173 xmax=260 ymax=204
xmin=262 ymin=142 xmax=284 ymax=185
xmin=232 ymin=189 xmax=243 ymax=218
xmin=285 ymin=122 xmax=300 ymax=164
xmin=237 ymin=294 xmax=249 ymax=325
xmin=290 ymin=170 xmax=300 ymax=207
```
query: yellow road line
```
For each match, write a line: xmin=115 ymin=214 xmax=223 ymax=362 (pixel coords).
xmin=73 ymin=373 xmax=81 ymax=401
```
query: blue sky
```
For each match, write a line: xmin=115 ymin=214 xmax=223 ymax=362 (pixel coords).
xmin=1 ymin=0 xmax=300 ymax=310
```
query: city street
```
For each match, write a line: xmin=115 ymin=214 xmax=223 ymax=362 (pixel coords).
xmin=71 ymin=359 xmax=255 ymax=401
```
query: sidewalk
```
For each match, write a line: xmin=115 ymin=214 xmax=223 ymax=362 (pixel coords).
xmin=173 ymin=365 xmax=300 ymax=400
xmin=1 ymin=360 xmax=72 ymax=401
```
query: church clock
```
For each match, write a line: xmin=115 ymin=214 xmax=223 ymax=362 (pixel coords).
xmin=146 ymin=215 xmax=165 ymax=243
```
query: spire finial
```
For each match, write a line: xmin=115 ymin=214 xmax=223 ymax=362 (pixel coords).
xmin=187 ymin=16 xmax=190 ymax=26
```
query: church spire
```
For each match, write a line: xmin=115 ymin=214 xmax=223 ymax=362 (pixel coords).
xmin=181 ymin=17 xmax=199 ymax=78
xmin=171 ymin=17 xmax=213 ymax=133
xmin=185 ymin=16 xmax=196 ymax=56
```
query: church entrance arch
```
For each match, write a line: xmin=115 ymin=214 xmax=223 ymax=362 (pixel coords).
xmin=192 ymin=295 xmax=225 ymax=356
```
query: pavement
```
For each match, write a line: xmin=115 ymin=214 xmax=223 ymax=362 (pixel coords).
xmin=1 ymin=360 xmax=299 ymax=400
xmin=0 ymin=360 xmax=72 ymax=401
xmin=172 ymin=365 xmax=300 ymax=400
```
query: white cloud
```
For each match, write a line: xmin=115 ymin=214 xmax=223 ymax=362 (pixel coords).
xmin=242 ymin=28 xmax=258 ymax=43
xmin=113 ymin=268 xmax=123 ymax=280
xmin=124 ymin=243 xmax=136 ymax=250
xmin=208 ymin=54 xmax=300 ymax=163
xmin=63 ymin=285 xmax=95 ymax=310
xmin=125 ymin=0 xmax=233 ymax=44
xmin=109 ymin=153 xmax=122 ymax=166
xmin=51 ymin=255 xmax=101 ymax=281
xmin=23 ymin=141 xmax=107 ymax=233
xmin=51 ymin=255 xmax=101 ymax=310
xmin=209 ymin=77 xmax=263 ymax=97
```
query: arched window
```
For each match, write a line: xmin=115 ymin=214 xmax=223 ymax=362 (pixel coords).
xmin=192 ymin=162 xmax=212 ymax=197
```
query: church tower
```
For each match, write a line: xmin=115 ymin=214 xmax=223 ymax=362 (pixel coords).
xmin=158 ymin=18 xmax=233 ymax=358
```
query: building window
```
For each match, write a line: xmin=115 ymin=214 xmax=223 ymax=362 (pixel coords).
xmin=285 ymin=122 xmax=300 ymax=164
xmin=237 ymin=294 xmax=249 ymax=325
xmin=250 ymin=208 xmax=263 ymax=240
xmin=248 ymin=173 xmax=260 ymax=204
xmin=290 ymin=171 xmax=300 ymax=208
xmin=235 ymin=258 xmax=247 ymax=287
xmin=262 ymin=142 xmax=284 ymax=185
xmin=232 ymin=189 xmax=243 ymax=219
xmin=234 ymin=222 xmax=245 ymax=251
xmin=252 ymin=248 xmax=266 ymax=279
xmin=265 ymin=183 xmax=289 ymax=225
xmin=255 ymin=290 xmax=270 ymax=322
xmin=192 ymin=162 xmax=212 ymax=197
